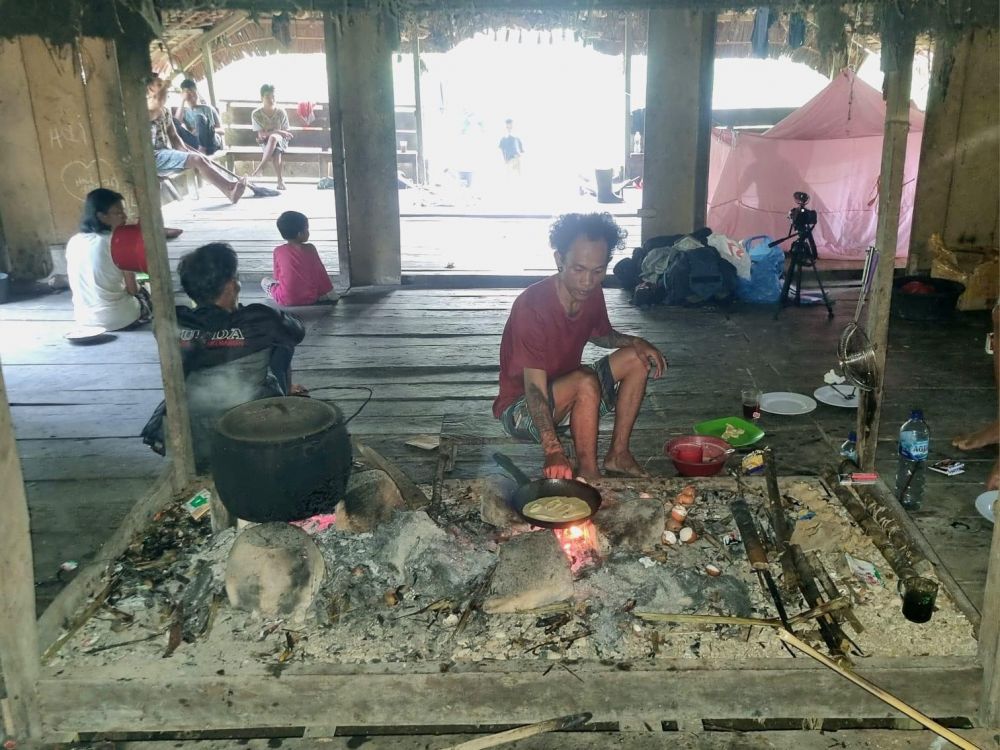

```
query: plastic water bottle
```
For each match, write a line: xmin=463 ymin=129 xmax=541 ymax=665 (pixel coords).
xmin=839 ymin=431 xmax=858 ymax=467
xmin=895 ymin=410 xmax=929 ymax=510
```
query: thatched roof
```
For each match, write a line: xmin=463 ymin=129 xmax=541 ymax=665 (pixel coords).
xmin=152 ymin=7 xmax=871 ymax=80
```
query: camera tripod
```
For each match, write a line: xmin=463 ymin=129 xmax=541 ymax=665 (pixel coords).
xmin=770 ymin=226 xmax=834 ymax=319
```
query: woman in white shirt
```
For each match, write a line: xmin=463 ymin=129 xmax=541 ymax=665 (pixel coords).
xmin=66 ymin=189 xmax=148 ymax=331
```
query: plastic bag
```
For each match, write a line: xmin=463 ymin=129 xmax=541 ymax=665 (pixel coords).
xmin=737 ymin=235 xmax=785 ymax=304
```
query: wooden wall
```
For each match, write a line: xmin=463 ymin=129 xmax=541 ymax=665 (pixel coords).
xmin=0 ymin=37 xmax=135 ymax=279
xmin=909 ymin=27 xmax=1000 ymax=269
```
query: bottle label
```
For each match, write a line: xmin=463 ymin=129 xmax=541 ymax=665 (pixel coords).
xmin=899 ymin=432 xmax=929 ymax=461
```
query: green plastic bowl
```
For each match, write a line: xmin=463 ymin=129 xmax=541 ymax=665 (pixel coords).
xmin=692 ymin=416 xmax=765 ymax=447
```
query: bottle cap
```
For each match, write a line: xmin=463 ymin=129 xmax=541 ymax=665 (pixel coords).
xmin=910 ymin=409 xmax=924 ymax=420
xmin=848 ymin=431 xmax=857 ymax=441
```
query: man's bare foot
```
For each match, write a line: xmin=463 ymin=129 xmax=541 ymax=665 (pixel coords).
xmin=277 ymin=181 xmax=287 ymax=191
xmin=603 ymin=451 xmax=649 ymax=478
xmin=577 ymin=468 xmax=603 ymax=482
xmin=952 ymin=420 xmax=1000 ymax=451
xmin=289 ymin=384 xmax=309 ymax=397
xmin=988 ymin=459 xmax=999 ymax=491
xmin=229 ymin=177 xmax=248 ymax=204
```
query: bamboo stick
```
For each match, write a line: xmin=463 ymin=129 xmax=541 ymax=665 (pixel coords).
xmin=777 ymin=629 xmax=978 ymax=750
xmin=443 ymin=712 xmax=592 ymax=750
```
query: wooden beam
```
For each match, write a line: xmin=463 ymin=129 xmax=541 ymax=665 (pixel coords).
xmin=979 ymin=490 xmax=1000 ymax=725
xmin=178 ymin=13 xmax=251 ymax=75
xmin=411 ymin=35 xmax=426 ymax=184
xmin=0 ymin=360 xmax=41 ymax=739
xmin=202 ymin=39 xmax=218 ymax=109
xmin=323 ymin=12 xmax=353 ymax=287
xmin=113 ymin=35 xmax=196 ymax=486
xmin=623 ymin=13 xmax=632 ymax=167
xmin=856 ymin=28 xmax=915 ymax=470
xmin=693 ymin=10 xmax=715 ymax=228
xmin=35 ymin=657 xmax=981 ymax=739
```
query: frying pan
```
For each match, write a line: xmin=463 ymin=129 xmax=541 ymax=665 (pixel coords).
xmin=493 ymin=452 xmax=602 ymax=529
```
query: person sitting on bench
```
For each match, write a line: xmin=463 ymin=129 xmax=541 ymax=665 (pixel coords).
xmin=173 ymin=78 xmax=224 ymax=155
xmin=251 ymin=84 xmax=293 ymax=190
xmin=141 ymin=242 xmax=306 ymax=469
xmin=147 ymin=77 xmax=246 ymax=204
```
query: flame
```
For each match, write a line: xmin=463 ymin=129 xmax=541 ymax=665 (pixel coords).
xmin=553 ymin=521 xmax=599 ymax=571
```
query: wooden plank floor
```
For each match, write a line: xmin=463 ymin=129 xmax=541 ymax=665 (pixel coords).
xmin=1 ymin=281 xmax=995 ymax=617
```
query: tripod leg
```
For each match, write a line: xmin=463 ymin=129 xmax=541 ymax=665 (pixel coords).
xmin=812 ymin=262 xmax=835 ymax=318
xmin=774 ymin=255 xmax=796 ymax=319
xmin=795 ymin=255 xmax=804 ymax=306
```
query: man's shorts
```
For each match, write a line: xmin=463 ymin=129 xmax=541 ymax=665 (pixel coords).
xmin=499 ymin=355 xmax=617 ymax=443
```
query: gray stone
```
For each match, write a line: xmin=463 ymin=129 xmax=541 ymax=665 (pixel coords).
xmin=225 ymin=522 xmax=325 ymax=622
xmin=381 ymin=510 xmax=451 ymax=578
xmin=484 ymin=530 xmax=573 ymax=614
xmin=592 ymin=498 xmax=666 ymax=552
xmin=474 ymin=476 xmax=521 ymax=528
xmin=335 ymin=469 xmax=404 ymax=533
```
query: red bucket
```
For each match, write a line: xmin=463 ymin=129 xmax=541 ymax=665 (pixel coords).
xmin=110 ymin=223 xmax=148 ymax=273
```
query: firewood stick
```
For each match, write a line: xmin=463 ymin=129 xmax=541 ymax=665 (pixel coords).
xmin=634 ymin=597 xmax=849 ymax=629
xmin=443 ymin=712 xmax=592 ymax=750
xmin=776 ymin=629 xmax=978 ymax=750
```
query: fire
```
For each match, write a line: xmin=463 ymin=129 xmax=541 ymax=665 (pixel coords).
xmin=553 ymin=521 xmax=599 ymax=571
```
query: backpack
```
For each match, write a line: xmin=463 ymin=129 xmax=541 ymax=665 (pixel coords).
xmin=662 ymin=246 xmax=737 ymax=306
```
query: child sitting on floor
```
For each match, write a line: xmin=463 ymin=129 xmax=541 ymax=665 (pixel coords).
xmin=261 ymin=211 xmax=339 ymax=306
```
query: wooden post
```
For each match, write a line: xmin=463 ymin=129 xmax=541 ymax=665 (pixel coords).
xmin=640 ymin=9 xmax=715 ymax=241
xmin=323 ymin=12 xmax=353 ymax=287
xmin=856 ymin=27 xmax=915 ymax=470
xmin=623 ymin=13 xmax=632 ymax=167
xmin=330 ymin=9 xmax=401 ymax=286
xmin=979 ymin=493 xmax=1000 ymax=725
xmin=411 ymin=35 xmax=425 ymax=185
xmin=113 ymin=35 xmax=196 ymax=487
xmin=0 ymin=361 xmax=41 ymax=739
xmin=201 ymin=38 xmax=218 ymax=110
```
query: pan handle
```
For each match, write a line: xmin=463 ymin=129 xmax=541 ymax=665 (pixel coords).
xmin=492 ymin=452 xmax=532 ymax=486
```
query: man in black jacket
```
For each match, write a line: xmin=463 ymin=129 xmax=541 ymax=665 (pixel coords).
xmin=142 ymin=242 xmax=305 ymax=468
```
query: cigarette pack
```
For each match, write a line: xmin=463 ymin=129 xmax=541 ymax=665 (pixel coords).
xmin=184 ymin=489 xmax=212 ymax=520
xmin=929 ymin=459 xmax=965 ymax=476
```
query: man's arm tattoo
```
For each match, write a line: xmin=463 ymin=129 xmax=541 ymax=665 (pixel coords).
xmin=525 ymin=382 xmax=562 ymax=455
xmin=589 ymin=330 xmax=637 ymax=349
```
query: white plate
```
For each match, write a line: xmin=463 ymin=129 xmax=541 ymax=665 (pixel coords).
xmin=813 ymin=384 xmax=859 ymax=409
xmin=760 ymin=391 xmax=817 ymax=416
xmin=976 ymin=490 xmax=998 ymax=524
xmin=64 ymin=326 xmax=108 ymax=343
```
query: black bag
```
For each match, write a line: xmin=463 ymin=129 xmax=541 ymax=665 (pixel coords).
xmin=662 ymin=247 xmax=737 ymax=306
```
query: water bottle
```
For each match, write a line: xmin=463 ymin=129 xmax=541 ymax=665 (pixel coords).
xmin=839 ymin=431 xmax=858 ymax=467
xmin=895 ymin=410 xmax=929 ymax=509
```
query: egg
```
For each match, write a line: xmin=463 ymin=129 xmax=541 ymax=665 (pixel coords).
xmin=670 ymin=505 xmax=689 ymax=523
xmin=705 ymin=564 xmax=722 ymax=577
xmin=661 ymin=529 xmax=678 ymax=546
xmin=679 ymin=527 xmax=698 ymax=544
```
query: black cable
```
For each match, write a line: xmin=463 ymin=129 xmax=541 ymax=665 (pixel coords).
xmin=307 ymin=385 xmax=374 ymax=424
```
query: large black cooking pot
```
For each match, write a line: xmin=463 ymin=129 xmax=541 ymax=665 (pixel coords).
xmin=211 ymin=397 xmax=352 ymax=523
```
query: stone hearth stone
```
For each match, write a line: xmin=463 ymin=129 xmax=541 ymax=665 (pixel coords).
xmin=383 ymin=510 xmax=451 ymax=578
xmin=484 ymin=530 xmax=573 ymax=614
xmin=335 ymin=469 xmax=404 ymax=533
xmin=476 ymin=476 xmax=521 ymax=527
xmin=225 ymin=522 xmax=325 ymax=622
xmin=592 ymin=499 xmax=665 ymax=552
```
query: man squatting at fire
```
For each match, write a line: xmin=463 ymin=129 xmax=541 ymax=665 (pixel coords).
xmin=493 ymin=213 xmax=667 ymax=480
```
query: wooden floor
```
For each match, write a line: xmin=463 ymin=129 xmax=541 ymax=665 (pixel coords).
xmin=1 ymin=281 xmax=996 ymax=617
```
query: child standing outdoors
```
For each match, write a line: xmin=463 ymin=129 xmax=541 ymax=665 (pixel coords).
xmin=262 ymin=211 xmax=340 ymax=306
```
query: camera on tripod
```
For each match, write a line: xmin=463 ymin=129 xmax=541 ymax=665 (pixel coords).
xmin=788 ymin=191 xmax=818 ymax=235
xmin=769 ymin=190 xmax=834 ymax=318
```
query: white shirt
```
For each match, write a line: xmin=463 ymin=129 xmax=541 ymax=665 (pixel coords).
xmin=66 ymin=231 xmax=140 ymax=331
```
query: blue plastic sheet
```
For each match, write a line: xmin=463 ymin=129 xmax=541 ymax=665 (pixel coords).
xmin=737 ymin=235 xmax=785 ymax=304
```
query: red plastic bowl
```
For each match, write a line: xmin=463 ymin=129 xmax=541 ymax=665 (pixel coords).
xmin=664 ymin=435 xmax=732 ymax=477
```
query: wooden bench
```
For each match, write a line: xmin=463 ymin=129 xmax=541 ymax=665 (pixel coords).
xmin=220 ymin=100 xmax=420 ymax=181
xmin=221 ymin=100 xmax=332 ymax=178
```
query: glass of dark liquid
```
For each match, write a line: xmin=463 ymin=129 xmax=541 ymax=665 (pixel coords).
xmin=899 ymin=576 xmax=938 ymax=623
xmin=741 ymin=388 xmax=762 ymax=421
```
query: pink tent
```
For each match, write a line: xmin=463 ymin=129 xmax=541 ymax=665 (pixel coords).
xmin=706 ymin=69 xmax=924 ymax=259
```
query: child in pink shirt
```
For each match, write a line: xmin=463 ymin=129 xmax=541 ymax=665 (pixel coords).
xmin=261 ymin=211 xmax=339 ymax=306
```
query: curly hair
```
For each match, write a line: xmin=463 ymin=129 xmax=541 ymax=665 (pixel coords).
xmin=548 ymin=212 xmax=627 ymax=262
xmin=178 ymin=243 xmax=239 ymax=306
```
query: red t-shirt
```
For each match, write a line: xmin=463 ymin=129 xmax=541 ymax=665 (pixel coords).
xmin=493 ymin=276 xmax=613 ymax=417
xmin=271 ymin=242 xmax=334 ymax=306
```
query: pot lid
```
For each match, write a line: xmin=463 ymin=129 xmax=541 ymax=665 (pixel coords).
xmin=216 ymin=397 xmax=342 ymax=443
